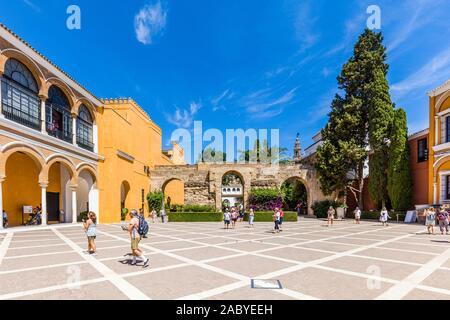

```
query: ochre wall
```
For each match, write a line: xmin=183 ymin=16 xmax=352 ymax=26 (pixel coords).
xmin=164 ymin=179 xmax=185 ymax=205
xmin=97 ymin=100 xmax=182 ymax=223
xmin=3 ymin=153 xmax=41 ymax=226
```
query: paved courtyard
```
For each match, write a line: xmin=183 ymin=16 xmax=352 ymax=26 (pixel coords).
xmin=0 ymin=218 xmax=450 ymax=300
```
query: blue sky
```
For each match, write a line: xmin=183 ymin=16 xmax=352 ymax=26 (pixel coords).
xmin=2 ymin=0 xmax=450 ymax=163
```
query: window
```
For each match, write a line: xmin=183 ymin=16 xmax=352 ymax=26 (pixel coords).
xmin=446 ymin=176 xmax=450 ymax=200
xmin=1 ymin=58 xmax=40 ymax=130
xmin=77 ymin=105 xmax=94 ymax=151
xmin=446 ymin=116 xmax=450 ymax=143
xmin=417 ymin=138 xmax=428 ymax=163
xmin=46 ymin=85 xmax=72 ymax=142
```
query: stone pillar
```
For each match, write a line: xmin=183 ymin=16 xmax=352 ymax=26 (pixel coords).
xmin=72 ymin=114 xmax=77 ymax=146
xmin=0 ymin=178 xmax=4 ymax=230
xmin=40 ymin=182 xmax=48 ymax=226
xmin=71 ymin=186 xmax=77 ymax=223
xmin=39 ymin=95 xmax=47 ymax=134
xmin=433 ymin=180 xmax=438 ymax=204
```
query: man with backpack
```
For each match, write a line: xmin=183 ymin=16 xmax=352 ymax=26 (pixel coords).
xmin=438 ymin=207 xmax=449 ymax=235
xmin=124 ymin=209 xmax=149 ymax=268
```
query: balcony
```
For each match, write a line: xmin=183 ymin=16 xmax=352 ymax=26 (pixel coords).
xmin=45 ymin=102 xmax=72 ymax=144
xmin=1 ymin=78 xmax=41 ymax=131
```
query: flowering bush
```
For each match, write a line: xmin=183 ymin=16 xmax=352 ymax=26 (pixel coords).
xmin=249 ymin=188 xmax=283 ymax=211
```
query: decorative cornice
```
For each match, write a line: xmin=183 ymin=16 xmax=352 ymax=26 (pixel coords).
xmin=428 ymin=79 xmax=450 ymax=97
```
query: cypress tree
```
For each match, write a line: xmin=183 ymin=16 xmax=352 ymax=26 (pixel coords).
xmin=368 ymin=67 xmax=394 ymax=208
xmin=388 ymin=108 xmax=412 ymax=211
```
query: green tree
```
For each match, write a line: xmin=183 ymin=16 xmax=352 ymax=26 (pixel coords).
xmin=316 ymin=29 xmax=389 ymax=207
xmin=147 ymin=190 xmax=164 ymax=212
xmin=199 ymin=147 xmax=226 ymax=163
xmin=239 ymin=139 xmax=288 ymax=164
xmin=388 ymin=108 xmax=412 ymax=211
xmin=368 ymin=67 xmax=394 ymax=208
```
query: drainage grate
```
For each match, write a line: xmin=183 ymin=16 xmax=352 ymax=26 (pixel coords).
xmin=251 ymin=279 xmax=283 ymax=290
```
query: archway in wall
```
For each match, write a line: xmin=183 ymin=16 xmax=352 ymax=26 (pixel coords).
xmin=77 ymin=169 xmax=98 ymax=222
xmin=281 ymin=177 xmax=308 ymax=215
xmin=162 ymin=178 xmax=184 ymax=211
xmin=3 ymin=151 xmax=41 ymax=227
xmin=47 ymin=160 xmax=74 ymax=224
xmin=221 ymin=171 xmax=244 ymax=210
xmin=120 ymin=181 xmax=131 ymax=218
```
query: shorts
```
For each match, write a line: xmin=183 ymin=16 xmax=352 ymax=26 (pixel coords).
xmin=87 ymin=236 xmax=96 ymax=240
xmin=131 ymin=237 xmax=141 ymax=250
xmin=224 ymin=220 xmax=230 ymax=225
xmin=232 ymin=218 xmax=238 ymax=222
xmin=426 ymin=220 xmax=435 ymax=226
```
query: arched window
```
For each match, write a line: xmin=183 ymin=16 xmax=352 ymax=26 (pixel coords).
xmin=1 ymin=58 xmax=40 ymax=130
xmin=4 ymin=58 xmax=38 ymax=93
xmin=46 ymin=85 xmax=72 ymax=142
xmin=77 ymin=104 xmax=94 ymax=151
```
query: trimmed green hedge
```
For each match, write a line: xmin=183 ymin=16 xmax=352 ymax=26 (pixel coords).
xmin=244 ymin=211 xmax=298 ymax=222
xmin=168 ymin=212 xmax=223 ymax=222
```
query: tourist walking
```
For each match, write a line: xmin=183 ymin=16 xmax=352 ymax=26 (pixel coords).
xmin=354 ymin=207 xmax=361 ymax=224
xmin=248 ymin=208 xmax=255 ymax=227
xmin=437 ymin=207 xmax=449 ymax=235
xmin=239 ymin=204 xmax=244 ymax=222
xmin=231 ymin=207 xmax=238 ymax=229
xmin=425 ymin=208 xmax=436 ymax=235
xmin=123 ymin=209 xmax=149 ymax=268
xmin=380 ymin=207 xmax=391 ymax=227
xmin=83 ymin=212 xmax=97 ymax=255
xmin=278 ymin=208 xmax=285 ymax=231
xmin=273 ymin=208 xmax=281 ymax=233
xmin=151 ymin=209 xmax=157 ymax=223
xmin=160 ymin=207 xmax=167 ymax=223
xmin=296 ymin=202 xmax=302 ymax=216
xmin=2 ymin=210 xmax=8 ymax=228
xmin=223 ymin=209 xmax=231 ymax=229
xmin=327 ymin=206 xmax=335 ymax=227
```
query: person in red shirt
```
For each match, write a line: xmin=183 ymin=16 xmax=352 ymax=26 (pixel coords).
xmin=279 ymin=209 xmax=285 ymax=231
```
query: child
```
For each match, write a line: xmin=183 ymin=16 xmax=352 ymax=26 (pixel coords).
xmin=327 ymin=206 xmax=335 ymax=227
xmin=425 ymin=208 xmax=436 ymax=235
xmin=354 ymin=207 xmax=361 ymax=224
xmin=83 ymin=212 xmax=97 ymax=254
xmin=224 ymin=209 xmax=231 ymax=229
xmin=380 ymin=207 xmax=391 ymax=227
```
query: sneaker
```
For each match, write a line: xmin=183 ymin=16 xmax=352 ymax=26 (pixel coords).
xmin=143 ymin=259 xmax=150 ymax=268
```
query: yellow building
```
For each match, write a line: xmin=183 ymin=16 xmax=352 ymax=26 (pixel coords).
xmin=428 ymin=80 xmax=450 ymax=205
xmin=0 ymin=24 xmax=184 ymax=228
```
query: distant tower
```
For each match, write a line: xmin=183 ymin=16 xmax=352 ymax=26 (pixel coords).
xmin=293 ymin=133 xmax=302 ymax=163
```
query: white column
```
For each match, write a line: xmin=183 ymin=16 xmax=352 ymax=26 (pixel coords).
xmin=435 ymin=116 xmax=439 ymax=146
xmin=40 ymin=97 xmax=47 ymax=133
xmin=93 ymin=124 xmax=98 ymax=153
xmin=40 ymin=183 xmax=48 ymax=226
xmin=71 ymin=187 xmax=77 ymax=223
xmin=72 ymin=115 xmax=77 ymax=146
xmin=433 ymin=181 xmax=438 ymax=204
xmin=0 ymin=179 xmax=4 ymax=230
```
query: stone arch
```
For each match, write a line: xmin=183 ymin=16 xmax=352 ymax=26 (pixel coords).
xmin=74 ymin=98 xmax=97 ymax=123
xmin=120 ymin=180 xmax=131 ymax=212
xmin=434 ymin=154 xmax=450 ymax=176
xmin=46 ymin=79 xmax=76 ymax=109
xmin=0 ymin=49 xmax=45 ymax=92
xmin=76 ymin=163 xmax=98 ymax=182
xmin=0 ymin=143 xmax=45 ymax=181
xmin=280 ymin=176 xmax=310 ymax=215
xmin=220 ymin=170 xmax=245 ymax=210
xmin=44 ymin=154 xmax=77 ymax=183
xmin=77 ymin=165 xmax=99 ymax=220
xmin=162 ymin=178 xmax=185 ymax=208
xmin=436 ymin=90 xmax=450 ymax=113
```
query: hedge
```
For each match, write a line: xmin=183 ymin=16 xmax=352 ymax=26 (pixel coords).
xmin=168 ymin=212 xmax=223 ymax=222
xmin=244 ymin=211 xmax=298 ymax=222
xmin=311 ymin=200 xmax=343 ymax=219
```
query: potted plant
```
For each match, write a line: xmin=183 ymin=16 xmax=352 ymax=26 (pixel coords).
xmin=121 ymin=208 xmax=129 ymax=221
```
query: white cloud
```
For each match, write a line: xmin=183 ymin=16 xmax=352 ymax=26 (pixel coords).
xmin=23 ymin=0 xmax=41 ymax=13
xmin=391 ymin=46 xmax=450 ymax=98
xmin=211 ymin=89 xmax=234 ymax=111
xmin=166 ymin=101 xmax=202 ymax=128
xmin=243 ymin=87 xmax=298 ymax=120
xmin=307 ymin=88 xmax=337 ymax=123
xmin=134 ymin=1 xmax=167 ymax=45
xmin=293 ymin=2 xmax=319 ymax=52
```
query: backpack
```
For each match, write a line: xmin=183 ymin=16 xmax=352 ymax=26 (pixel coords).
xmin=438 ymin=212 xmax=446 ymax=221
xmin=138 ymin=215 xmax=149 ymax=236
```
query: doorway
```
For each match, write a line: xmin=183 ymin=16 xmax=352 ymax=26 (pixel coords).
xmin=47 ymin=192 xmax=60 ymax=222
